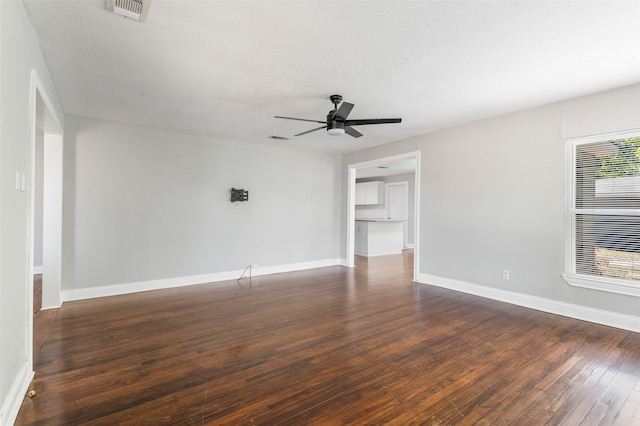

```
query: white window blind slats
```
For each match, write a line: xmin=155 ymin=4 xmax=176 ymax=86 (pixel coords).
xmin=572 ymin=138 xmax=640 ymax=284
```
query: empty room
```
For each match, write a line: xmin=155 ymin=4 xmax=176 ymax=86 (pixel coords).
xmin=2 ymin=1 xmax=640 ymax=424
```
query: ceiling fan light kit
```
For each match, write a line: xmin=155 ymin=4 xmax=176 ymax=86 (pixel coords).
xmin=327 ymin=124 xmax=345 ymax=136
xmin=275 ymin=95 xmax=401 ymax=139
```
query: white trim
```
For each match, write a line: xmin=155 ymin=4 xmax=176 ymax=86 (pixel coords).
xmin=565 ymin=128 xmax=640 ymax=297
xmin=570 ymin=208 xmax=640 ymax=216
xmin=346 ymin=151 xmax=420 ymax=280
xmin=562 ymin=273 xmax=640 ymax=298
xmin=62 ymin=258 xmax=342 ymax=302
xmin=29 ymin=70 xmax=63 ymax=132
xmin=564 ymin=136 xmax=575 ymax=275
xmin=33 ymin=266 xmax=43 ymax=275
xmin=404 ymin=243 xmax=415 ymax=249
xmin=417 ymin=273 xmax=640 ymax=334
xmin=346 ymin=167 xmax=357 ymax=268
xmin=566 ymin=128 xmax=640 ymax=145
xmin=339 ymin=258 xmax=352 ymax=268
xmin=0 ymin=362 xmax=34 ymax=426
xmin=23 ymin=70 xmax=64 ymax=401
xmin=355 ymin=250 xmax=403 ymax=257
xmin=414 ymin=154 xmax=420 ymax=281
xmin=26 ymin=72 xmax=38 ymax=391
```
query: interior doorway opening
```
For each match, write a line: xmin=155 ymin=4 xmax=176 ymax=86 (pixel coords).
xmin=346 ymin=151 xmax=420 ymax=280
xmin=29 ymin=70 xmax=63 ymax=367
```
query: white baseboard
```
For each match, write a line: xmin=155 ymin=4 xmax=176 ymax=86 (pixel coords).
xmin=62 ymin=258 xmax=342 ymax=303
xmin=1 ymin=362 xmax=33 ymax=426
xmin=33 ymin=266 xmax=42 ymax=275
xmin=416 ymin=273 xmax=640 ymax=334
xmin=354 ymin=251 xmax=404 ymax=257
xmin=251 ymin=258 xmax=341 ymax=277
xmin=404 ymin=243 xmax=415 ymax=249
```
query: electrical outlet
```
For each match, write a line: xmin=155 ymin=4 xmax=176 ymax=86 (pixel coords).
xmin=502 ymin=270 xmax=510 ymax=280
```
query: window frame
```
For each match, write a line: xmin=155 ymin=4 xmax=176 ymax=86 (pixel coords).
xmin=563 ymin=129 xmax=640 ymax=297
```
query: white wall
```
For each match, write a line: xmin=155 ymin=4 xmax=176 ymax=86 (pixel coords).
xmin=342 ymin=83 xmax=640 ymax=326
xmin=42 ymin=134 xmax=63 ymax=309
xmin=0 ymin=2 xmax=63 ymax=424
xmin=62 ymin=115 xmax=342 ymax=294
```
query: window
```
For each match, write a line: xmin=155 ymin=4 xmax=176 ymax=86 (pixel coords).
xmin=563 ymin=130 xmax=640 ymax=297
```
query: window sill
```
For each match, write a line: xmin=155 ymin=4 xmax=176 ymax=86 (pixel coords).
xmin=562 ymin=273 xmax=640 ymax=298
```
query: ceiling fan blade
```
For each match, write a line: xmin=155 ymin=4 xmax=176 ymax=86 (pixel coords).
xmin=331 ymin=102 xmax=355 ymax=121
xmin=345 ymin=126 xmax=363 ymax=138
xmin=274 ymin=116 xmax=325 ymax=124
xmin=344 ymin=118 xmax=402 ymax=126
xmin=295 ymin=126 xmax=327 ymax=136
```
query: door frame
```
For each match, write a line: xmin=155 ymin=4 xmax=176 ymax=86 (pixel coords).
xmin=28 ymin=69 xmax=64 ymax=368
xmin=346 ymin=151 xmax=420 ymax=280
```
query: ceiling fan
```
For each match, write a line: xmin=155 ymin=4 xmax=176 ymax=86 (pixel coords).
xmin=274 ymin=95 xmax=402 ymax=138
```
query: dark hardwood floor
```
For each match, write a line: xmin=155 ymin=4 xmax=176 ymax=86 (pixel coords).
xmin=34 ymin=274 xmax=42 ymax=314
xmin=17 ymin=251 xmax=640 ymax=425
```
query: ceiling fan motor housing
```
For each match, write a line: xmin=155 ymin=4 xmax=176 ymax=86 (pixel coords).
xmin=327 ymin=114 xmax=345 ymax=128
xmin=326 ymin=115 xmax=345 ymax=135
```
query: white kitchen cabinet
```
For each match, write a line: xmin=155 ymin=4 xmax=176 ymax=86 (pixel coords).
xmin=355 ymin=220 xmax=404 ymax=256
xmin=355 ymin=181 xmax=384 ymax=205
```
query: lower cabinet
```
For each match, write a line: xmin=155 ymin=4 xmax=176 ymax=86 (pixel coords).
xmin=355 ymin=220 xmax=404 ymax=256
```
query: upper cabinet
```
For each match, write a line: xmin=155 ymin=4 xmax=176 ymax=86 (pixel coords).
xmin=356 ymin=181 xmax=385 ymax=205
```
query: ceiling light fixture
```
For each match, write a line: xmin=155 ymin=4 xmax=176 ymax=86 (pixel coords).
xmin=327 ymin=127 xmax=345 ymax=136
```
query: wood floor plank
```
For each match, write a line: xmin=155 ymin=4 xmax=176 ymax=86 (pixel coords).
xmin=612 ymin=385 xmax=640 ymax=426
xmin=17 ymin=251 xmax=640 ymax=425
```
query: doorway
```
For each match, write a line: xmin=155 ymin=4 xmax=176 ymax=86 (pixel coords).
xmin=29 ymin=70 xmax=63 ymax=366
xmin=346 ymin=151 xmax=420 ymax=280
xmin=386 ymin=181 xmax=409 ymax=247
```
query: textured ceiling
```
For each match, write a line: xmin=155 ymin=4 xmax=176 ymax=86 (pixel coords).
xmin=357 ymin=158 xmax=417 ymax=179
xmin=23 ymin=1 xmax=640 ymax=154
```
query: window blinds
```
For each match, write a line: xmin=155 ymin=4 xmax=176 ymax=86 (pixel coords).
xmin=573 ymin=140 xmax=640 ymax=282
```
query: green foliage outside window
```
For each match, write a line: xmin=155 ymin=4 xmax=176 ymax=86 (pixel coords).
xmin=596 ymin=137 xmax=640 ymax=179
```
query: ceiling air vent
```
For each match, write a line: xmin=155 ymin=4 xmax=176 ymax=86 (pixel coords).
xmin=107 ymin=0 xmax=151 ymax=22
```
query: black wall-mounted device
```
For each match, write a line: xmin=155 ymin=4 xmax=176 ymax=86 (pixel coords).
xmin=231 ymin=188 xmax=249 ymax=202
